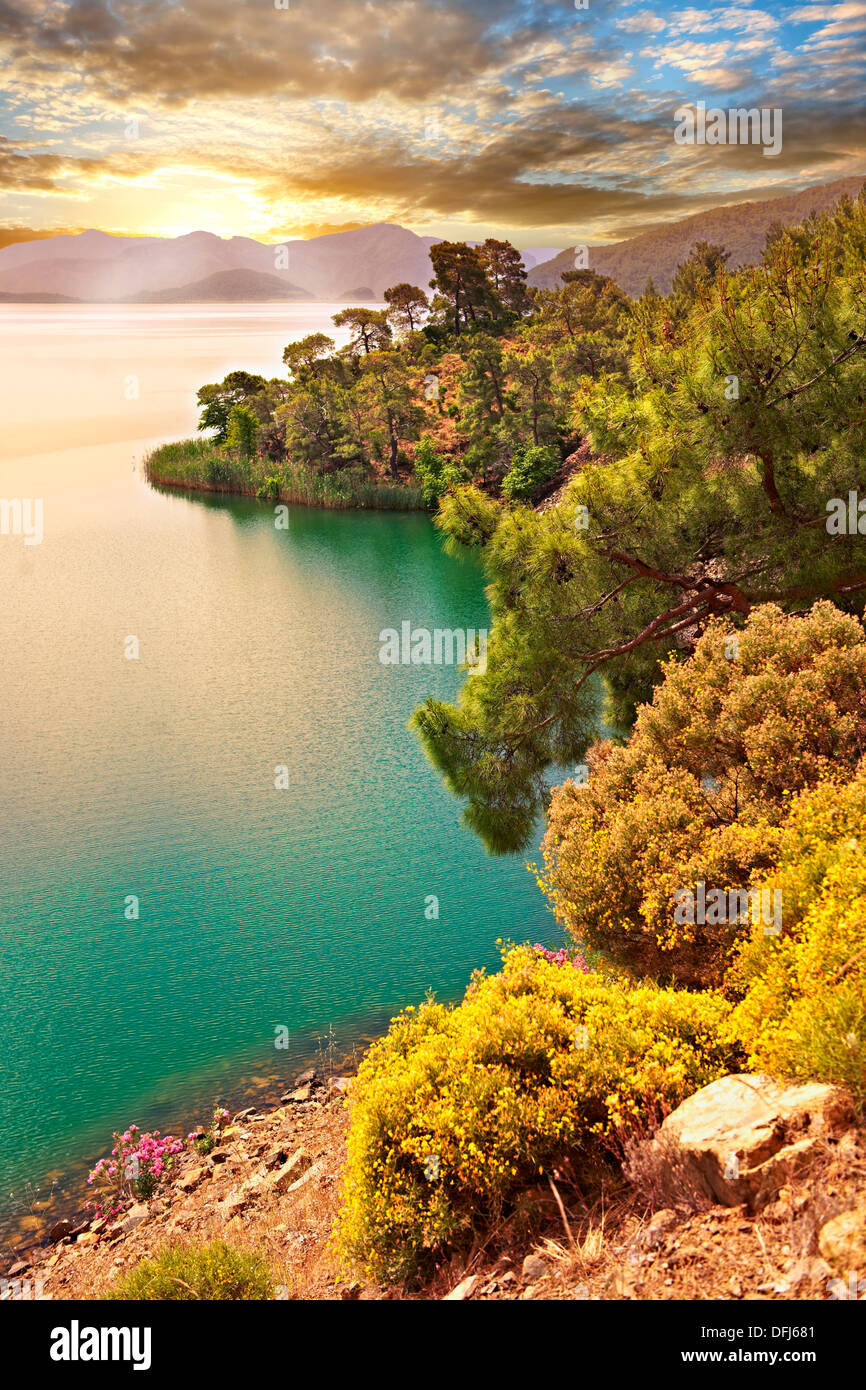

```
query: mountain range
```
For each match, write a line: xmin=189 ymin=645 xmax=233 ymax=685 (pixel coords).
xmin=0 ymin=178 xmax=861 ymax=303
xmin=527 ymin=177 xmax=865 ymax=296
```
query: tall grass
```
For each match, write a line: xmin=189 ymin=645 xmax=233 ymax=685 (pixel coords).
xmin=144 ymin=438 xmax=425 ymax=511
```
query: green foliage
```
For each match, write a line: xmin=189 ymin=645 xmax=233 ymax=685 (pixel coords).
xmin=335 ymin=945 xmax=735 ymax=1283
xmin=412 ymin=435 xmax=466 ymax=507
xmin=728 ymin=764 xmax=866 ymax=1107
xmin=540 ymin=602 xmax=866 ymax=985
xmin=196 ymin=371 xmax=269 ymax=443
xmin=501 ymin=442 xmax=559 ymax=500
xmin=413 ymin=193 xmax=866 ymax=852
xmin=143 ymin=439 xmax=424 ymax=510
xmin=105 ymin=1240 xmax=273 ymax=1301
xmin=225 ymin=403 xmax=259 ymax=459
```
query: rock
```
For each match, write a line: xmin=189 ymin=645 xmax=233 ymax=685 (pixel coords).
xmin=48 ymin=1219 xmax=75 ymax=1244
xmin=641 ymin=1209 xmax=678 ymax=1249
xmin=521 ymin=1253 xmax=547 ymax=1284
xmin=76 ymin=1232 xmax=99 ymax=1247
xmin=328 ymin=1076 xmax=351 ymax=1094
xmin=286 ymin=1085 xmax=311 ymax=1104
xmin=177 ymin=1166 xmax=208 ymax=1193
xmin=267 ymin=1149 xmax=312 ymax=1194
xmin=115 ymin=1203 xmax=149 ymax=1236
xmin=234 ymin=1107 xmax=258 ymax=1121
xmin=208 ymin=1148 xmax=230 ymax=1164
xmin=818 ymin=1206 xmax=866 ymax=1273
xmin=658 ymin=1075 xmax=853 ymax=1210
xmin=340 ymin=1281 xmax=363 ymax=1300
xmin=443 ymin=1275 xmax=478 ymax=1300
xmin=284 ymin=1161 xmax=322 ymax=1195
xmin=218 ymin=1189 xmax=248 ymax=1220
xmin=293 ymin=1068 xmax=318 ymax=1088
xmin=7 ymin=1261 xmax=27 ymax=1278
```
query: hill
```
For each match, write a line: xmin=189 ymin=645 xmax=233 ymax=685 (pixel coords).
xmin=528 ymin=176 xmax=866 ymax=295
xmin=132 ymin=268 xmax=314 ymax=302
xmin=0 ymin=224 xmax=437 ymax=302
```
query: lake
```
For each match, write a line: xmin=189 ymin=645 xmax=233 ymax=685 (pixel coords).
xmin=0 ymin=304 xmax=555 ymax=1239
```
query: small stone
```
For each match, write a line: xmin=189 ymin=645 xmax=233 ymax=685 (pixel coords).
xmin=642 ymin=1209 xmax=678 ymax=1249
xmin=443 ymin=1275 xmax=478 ymax=1300
xmin=287 ymin=1085 xmax=311 ymax=1104
xmin=522 ymin=1253 xmax=547 ymax=1283
xmin=340 ymin=1281 xmax=362 ymax=1300
xmin=177 ymin=1166 xmax=208 ymax=1193
xmin=116 ymin=1203 xmax=149 ymax=1236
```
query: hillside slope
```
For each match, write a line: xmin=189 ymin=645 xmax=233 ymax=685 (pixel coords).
xmin=529 ymin=177 xmax=866 ymax=295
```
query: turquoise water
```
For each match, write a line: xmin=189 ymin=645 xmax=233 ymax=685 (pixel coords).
xmin=0 ymin=306 xmax=555 ymax=1226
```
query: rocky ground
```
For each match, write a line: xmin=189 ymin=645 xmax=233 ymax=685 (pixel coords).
xmin=3 ymin=1071 xmax=865 ymax=1302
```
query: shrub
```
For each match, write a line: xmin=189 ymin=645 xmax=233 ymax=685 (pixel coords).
xmin=412 ymin=435 xmax=466 ymax=507
xmin=501 ymin=443 xmax=559 ymax=500
xmin=540 ymin=603 xmax=866 ymax=986
xmin=335 ymin=945 xmax=734 ymax=1282
xmin=728 ymin=763 xmax=866 ymax=1108
xmin=105 ymin=1240 xmax=273 ymax=1301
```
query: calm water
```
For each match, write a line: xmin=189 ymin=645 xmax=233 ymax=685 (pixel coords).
xmin=0 ymin=305 xmax=554 ymax=1227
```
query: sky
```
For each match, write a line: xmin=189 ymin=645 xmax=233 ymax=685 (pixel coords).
xmin=1 ymin=0 xmax=864 ymax=248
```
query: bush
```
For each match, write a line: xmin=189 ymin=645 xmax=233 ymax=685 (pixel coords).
xmin=105 ymin=1240 xmax=273 ymax=1301
xmin=540 ymin=603 xmax=866 ymax=986
xmin=501 ymin=443 xmax=559 ymax=500
xmin=729 ymin=763 xmax=866 ymax=1108
xmin=335 ymin=945 xmax=734 ymax=1282
xmin=412 ymin=435 xmax=466 ymax=507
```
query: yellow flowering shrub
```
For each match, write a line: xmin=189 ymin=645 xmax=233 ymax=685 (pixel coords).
xmin=540 ymin=602 xmax=866 ymax=986
xmin=335 ymin=946 xmax=734 ymax=1282
xmin=729 ymin=764 xmax=866 ymax=1107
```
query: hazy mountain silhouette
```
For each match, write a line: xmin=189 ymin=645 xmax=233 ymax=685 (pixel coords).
xmin=0 ymin=179 xmax=861 ymax=302
xmin=132 ymin=268 xmax=314 ymax=302
xmin=0 ymin=223 xmax=438 ymax=301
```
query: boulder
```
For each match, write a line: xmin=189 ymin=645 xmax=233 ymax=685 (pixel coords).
xmin=658 ymin=1074 xmax=853 ymax=1211
xmin=48 ymin=1219 xmax=75 ymax=1244
xmin=818 ymin=1206 xmax=866 ymax=1273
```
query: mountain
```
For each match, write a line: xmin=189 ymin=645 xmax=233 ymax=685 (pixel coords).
xmin=0 ymin=223 xmax=438 ymax=302
xmin=520 ymin=247 xmax=561 ymax=270
xmin=132 ymin=268 xmax=314 ymax=302
xmin=528 ymin=177 xmax=866 ymax=296
xmin=1 ymin=180 xmax=862 ymax=303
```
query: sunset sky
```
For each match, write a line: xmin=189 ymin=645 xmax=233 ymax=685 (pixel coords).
xmin=1 ymin=0 xmax=864 ymax=249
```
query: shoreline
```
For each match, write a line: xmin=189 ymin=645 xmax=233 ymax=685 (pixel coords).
xmin=0 ymin=1042 xmax=367 ymax=1266
xmin=146 ymin=469 xmax=427 ymax=512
